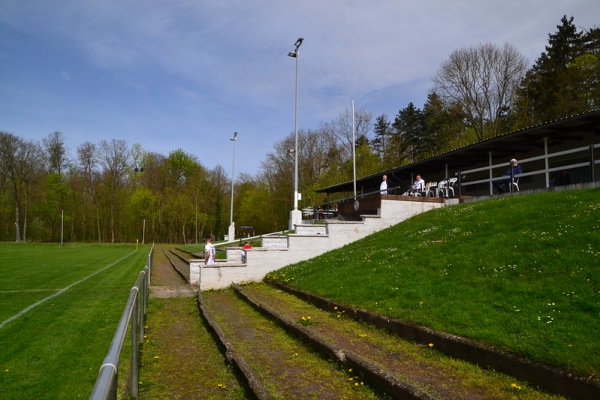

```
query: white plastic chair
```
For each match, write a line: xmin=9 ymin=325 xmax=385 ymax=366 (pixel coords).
xmin=427 ymin=181 xmax=438 ymax=197
xmin=437 ymin=180 xmax=448 ymax=197
xmin=448 ymin=178 xmax=458 ymax=197
xmin=511 ymin=177 xmax=520 ymax=192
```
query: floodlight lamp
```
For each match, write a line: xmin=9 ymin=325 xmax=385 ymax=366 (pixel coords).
xmin=288 ymin=51 xmax=297 ymax=58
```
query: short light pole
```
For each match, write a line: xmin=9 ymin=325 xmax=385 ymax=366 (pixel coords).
xmin=228 ymin=132 xmax=238 ymax=242
xmin=288 ymin=37 xmax=303 ymax=231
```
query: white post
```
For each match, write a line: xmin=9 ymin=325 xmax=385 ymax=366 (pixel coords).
xmin=61 ymin=209 xmax=64 ymax=247
xmin=352 ymin=100 xmax=357 ymax=199
xmin=229 ymin=132 xmax=237 ymax=241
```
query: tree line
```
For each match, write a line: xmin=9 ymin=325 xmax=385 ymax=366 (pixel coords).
xmin=1 ymin=16 xmax=598 ymax=243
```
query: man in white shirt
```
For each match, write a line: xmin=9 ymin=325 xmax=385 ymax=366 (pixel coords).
xmin=380 ymin=175 xmax=388 ymax=194
xmin=411 ymin=175 xmax=425 ymax=195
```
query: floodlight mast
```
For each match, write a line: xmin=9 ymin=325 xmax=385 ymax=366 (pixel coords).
xmin=288 ymin=37 xmax=303 ymax=230
xmin=228 ymin=132 xmax=237 ymax=241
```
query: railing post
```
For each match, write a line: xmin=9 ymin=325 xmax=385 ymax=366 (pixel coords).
xmin=509 ymin=160 xmax=515 ymax=193
xmin=590 ymin=144 xmax=595 ymax=182
xmin=457 ymin=172 xmax=462 ymax=198
xmin=130 ymin=294 xmax=139 ymax=399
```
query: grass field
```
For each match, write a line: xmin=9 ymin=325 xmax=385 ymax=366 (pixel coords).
xmin=269 ymin=188 xmax=600 ymax=377
xmin=0 ymin=242 xmax=152 ymax=400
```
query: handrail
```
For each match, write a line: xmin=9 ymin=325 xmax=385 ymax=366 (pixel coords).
xmin=90 ymin=245 xmax=154 ymax=400
xmin=458 ymin=143 xmax=598 ymax=195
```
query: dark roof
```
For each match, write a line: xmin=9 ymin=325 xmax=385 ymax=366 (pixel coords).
xmin=317 ymin=109 xmax=600 ymax=194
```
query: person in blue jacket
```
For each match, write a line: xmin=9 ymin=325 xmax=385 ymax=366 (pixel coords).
xmin=494 ymin=158 xmax=522 ymax=193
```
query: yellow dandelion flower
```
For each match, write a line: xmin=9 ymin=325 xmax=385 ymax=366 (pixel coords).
xmin=348 ymin=368 xmax=353 ymax=372
xmin=355 ymin=382 xmax=359 ymax=386
xmin=307 ymin=316 xmax=311 ymax=320
xmin=139 ymin=381 xmax=143 ymax=385
xmin=153 ymin=356 xmax=160 ymax=359
xmin=428 ymin=343 xmax=434 ymax=348
xmin=334 ymin=306 xmax=338 ymax=310
xmin=511 ymin=383 xmax=517 ymax=388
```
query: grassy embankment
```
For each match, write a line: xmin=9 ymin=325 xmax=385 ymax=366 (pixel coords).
xmin=0 ymin=243 xmax=151 ymax=400
xmin=269 ymin=188 xmax=600 ymax=376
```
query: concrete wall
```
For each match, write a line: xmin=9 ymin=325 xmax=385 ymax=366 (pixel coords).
xmin=196 ymin=198 xmax=448 ymax=291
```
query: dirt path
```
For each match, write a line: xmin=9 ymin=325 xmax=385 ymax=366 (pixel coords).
xmin=139 ymin=244 xmax=247 ymax=399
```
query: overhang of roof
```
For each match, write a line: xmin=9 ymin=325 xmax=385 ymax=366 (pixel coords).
xmin=317 ymin=109 xmax=600 ymax=194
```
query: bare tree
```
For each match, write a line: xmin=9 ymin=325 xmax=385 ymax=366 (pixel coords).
xmin=76 ymin=141 xmax=99 ymax=241
xmin=0 ymin=133 xmax=44 ymax=241
xmin=327 ymin=107 xmax=372 ymax=159
xmin=43 ymin=131 xmax=69 ymax=174
xmin=98 ymin=139 xmax=130 ymax=243
xmin=434 ymin=43 xmax=527 ymax=140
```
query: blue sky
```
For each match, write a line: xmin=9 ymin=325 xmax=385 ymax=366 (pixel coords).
xmin=1 ymin=1 xmax=598 ymax=176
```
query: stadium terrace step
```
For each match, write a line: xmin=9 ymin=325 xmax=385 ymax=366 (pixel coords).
xmin=193 ymin=282 xmax=574 ymax=398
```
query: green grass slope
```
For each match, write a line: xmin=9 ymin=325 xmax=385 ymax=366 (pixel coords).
xmin=270 ymin=188 xmax=600 ymax=376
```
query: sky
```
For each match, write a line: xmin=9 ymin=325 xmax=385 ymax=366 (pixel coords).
xmin=1 ymin=1 xmax=598 ymax=177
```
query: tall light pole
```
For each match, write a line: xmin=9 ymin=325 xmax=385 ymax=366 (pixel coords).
xmin=228 ymin=132 xmax=238 ymax=242
xmin=288 ymin=37 xmax=303 ymax=230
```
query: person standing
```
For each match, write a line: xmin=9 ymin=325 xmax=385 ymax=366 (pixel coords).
xmin=380 ymin=175 xmax=388 ymax=194
xmin=241 ymin=241 xmax=252 ymax=263
xmin=204 ymin=235 xmax=216 ymax=265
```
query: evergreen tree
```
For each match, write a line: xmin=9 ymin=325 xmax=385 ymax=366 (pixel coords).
xmin=514 ymin=16 xmax=598 ymax=126
xmin=393 ymin=103 xmax=425 ymax=163
xmin=422 ymin=92 xmax=468 ymax=157
xmin=372 ymin=114 xmax=391 ymax=162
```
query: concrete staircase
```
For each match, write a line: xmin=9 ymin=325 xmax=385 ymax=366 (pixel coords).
xmin=191 ymin=196 xmax=449 ymax=290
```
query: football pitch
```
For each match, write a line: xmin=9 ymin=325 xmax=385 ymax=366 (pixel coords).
xmin=0 ymin=242 xmax=151 ymax=400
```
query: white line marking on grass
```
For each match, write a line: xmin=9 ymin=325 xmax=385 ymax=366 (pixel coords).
xmin=0 ymin=251 xmax=137 ymax=329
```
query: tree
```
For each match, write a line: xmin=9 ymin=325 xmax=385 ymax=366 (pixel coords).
xmin=98 ymin=139 xmax=130 ymax=243
xmin=0 ymin=134 xmax=44 ymax=241
xmin=43 ymin=131 xmax=69 ymax=174
xmin=394 ymin=103 xmax=425 ymax=163
xmin=372 ymin=114 xmax=391 ymax=164
xmin=326 ymin=107 xmax=372 ymax=161
xmin=41 ymin=131 xmax=70 ymax=240
xmin=434 ymin=42 xmax=528 ymax=140
xmin=514 ymin=16 xmax=599 ymax=126
xmin=75 ymin=141 xmax=100 ymax=241
xmin=422 ymin=91 xmax=467 ymax=156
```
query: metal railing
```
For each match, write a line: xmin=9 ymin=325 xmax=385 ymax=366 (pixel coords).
xmin=90 ymin=245 xmax=154 ymax=400
xmin=458 ymin=143 xmax=600 ymax=196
